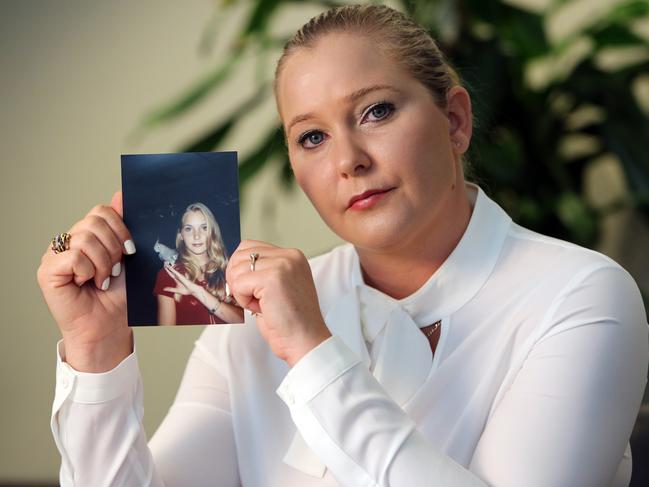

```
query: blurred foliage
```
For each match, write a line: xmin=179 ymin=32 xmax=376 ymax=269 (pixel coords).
xmin=134 ymin=0 xmax=649 ymax=250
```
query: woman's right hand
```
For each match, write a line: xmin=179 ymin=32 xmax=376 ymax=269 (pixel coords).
xmin=37 ymin=192 xmax=135 ymax=372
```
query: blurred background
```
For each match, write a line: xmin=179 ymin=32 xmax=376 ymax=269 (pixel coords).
xmin=1 ymin=0 xmax=648 ymax=484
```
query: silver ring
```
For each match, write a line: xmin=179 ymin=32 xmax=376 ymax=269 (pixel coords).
xmin=250 ymin=252 xmax=260 ymax=272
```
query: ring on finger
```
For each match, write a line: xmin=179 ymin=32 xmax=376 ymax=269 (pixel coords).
xmin=250 ymin=252 xmax=260 ymax=272
xmin=51 ymin=232 xmax=71 ymax=254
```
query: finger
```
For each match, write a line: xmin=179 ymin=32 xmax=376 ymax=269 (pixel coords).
xmin=86 ymin=203 xmax=135 ymax=255
xmin=236 ymin=239 xmax=276 ymax=251
xmin=227 ymin=267 xmax=269 ymax=314
xmin=228 ymin=245 xmax=286 ymax=272
xmin=231 ymin=240 xmax=277 ymax=262
xmin=76 ymin=214 xmax=124 ymax=271
xmin=163 ymin=267 xmax=182 ymax=284
xmin=68 ymin=230 xmax=114 ymax=290
xmin=164 ymin=265 xmax=190 ymax=284
xmin=111 ymin=191 xmax=123 ymax=218
xmin=163 ymin=287 xmax=183 ymax=294
xmin=227 ymin=247 xmax=296 ymax=282
xmin=39 ymin=248 xmax=96 ymax=289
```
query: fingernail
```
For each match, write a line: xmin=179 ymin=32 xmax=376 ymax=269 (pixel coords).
xmin=111 ymin=262 xmax=121 ymax=277
xmin=124 ymin=240 xmax=136 ymax=255
xmin=101 ymin=277 xmax=111 ymax=291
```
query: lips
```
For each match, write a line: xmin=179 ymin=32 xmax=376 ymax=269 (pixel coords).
xmin=347 ymin=188 xmax=394 ymax=210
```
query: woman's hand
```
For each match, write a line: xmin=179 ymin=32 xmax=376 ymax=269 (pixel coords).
xmin=36 ymin=192 xmax=134 ymax=372
xmin=226 ymin=240 xmax=332 ymax=367
xmin=163 ymin=264 xmax=204 ymax=297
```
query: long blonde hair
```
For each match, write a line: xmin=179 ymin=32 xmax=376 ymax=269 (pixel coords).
xmin=175 ymin=202 xmax=228 ymax=300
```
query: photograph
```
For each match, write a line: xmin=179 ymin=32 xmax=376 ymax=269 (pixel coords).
xmin=121 ymin=151 xmax=244 ymax=326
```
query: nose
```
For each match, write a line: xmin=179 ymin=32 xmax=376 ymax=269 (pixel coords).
xmin=333 ymin=132 xmax=372 ymax=178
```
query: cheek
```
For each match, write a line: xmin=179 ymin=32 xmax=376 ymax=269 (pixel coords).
xmin=292 ymin=160 xmax=328 ymax=206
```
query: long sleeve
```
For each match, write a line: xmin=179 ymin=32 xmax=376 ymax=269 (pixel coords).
xmin=277 ymin=336 xmax=489 ymax=486
xmin=51 ymin=338 xmax=240 ymax=487
xmin=277 ymin=265 xmax=648 ymax=487
xmin=469 ymin=265 xmax=648 ymax=487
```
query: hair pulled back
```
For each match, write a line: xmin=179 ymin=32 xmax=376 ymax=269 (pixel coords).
xmin=273 ymin=4 xmax=462 ymax=111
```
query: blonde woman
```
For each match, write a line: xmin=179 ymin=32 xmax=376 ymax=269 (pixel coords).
xmin=38 ymin=5 xmax=647 ymax=486
xmin=154 ymin=202 xmax=243 ymax=325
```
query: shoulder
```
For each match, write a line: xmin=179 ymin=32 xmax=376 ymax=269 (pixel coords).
xmin=498 ymin=222 xmax=625 ymax=281
xmin=501 ymin=223 xmax=646 ymax=330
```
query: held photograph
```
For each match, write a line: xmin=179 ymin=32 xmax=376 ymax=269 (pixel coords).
xmin=121 ymin=151 xmax=244 ymax=326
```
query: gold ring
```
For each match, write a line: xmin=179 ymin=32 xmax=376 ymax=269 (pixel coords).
xmin=250 ymin=252 xmax=260 ymax=272
xmin=51 ymin=232 xmax=71 ymax=254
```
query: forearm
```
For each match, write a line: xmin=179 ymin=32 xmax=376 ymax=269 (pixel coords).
xmin=197 ymin=289 xmax=242 ymax=323
xmin=277 ymin=336 xmax=488 ymax=486
xmin=52 ymin=342 xmax=165 ymax=486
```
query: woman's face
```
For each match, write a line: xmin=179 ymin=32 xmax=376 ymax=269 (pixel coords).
xmin=276 ymin=33 xmax=470 ymax=253
xmin=180 ymin=211 xmax=209 ymax=256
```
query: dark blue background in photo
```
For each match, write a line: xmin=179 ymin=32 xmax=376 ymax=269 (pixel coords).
xmin=121 ymin=152 xmax=240 ymax=326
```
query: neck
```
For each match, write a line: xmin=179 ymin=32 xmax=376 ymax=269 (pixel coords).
xmin=192 ymin=253 xmax=209 ymax=268
xmin=356 ymin=184 xmax=473 ymax=300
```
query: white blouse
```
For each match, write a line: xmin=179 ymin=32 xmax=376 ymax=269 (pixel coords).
xmin=51 ymin=184 xmax=648 ymax=486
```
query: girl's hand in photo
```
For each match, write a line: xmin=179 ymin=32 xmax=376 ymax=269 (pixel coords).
xmin=37 ymin=192 xmax=134 ymax=372
xmin=162 ymin=263 xmax=203 ymax=297
xmin=226 ymin=240 xmax=332 ymax=367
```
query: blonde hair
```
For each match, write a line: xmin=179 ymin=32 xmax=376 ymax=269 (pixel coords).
xmin=273 ymin=4 xmax=462 ymax=112
xmin=175 ymin=202 xmax=228 ymax=300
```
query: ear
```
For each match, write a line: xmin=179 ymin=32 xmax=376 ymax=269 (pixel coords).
xmin=446 ymin=86 xmax=473 ymax=155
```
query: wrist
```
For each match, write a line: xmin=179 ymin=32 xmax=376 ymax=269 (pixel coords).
xmin=286 ymin=327 xmax=332 ymax=368
xmin=63 ymin=328 xmax=133 ymax=373
xmin=202 ymin=289 xmax=221 ymax=314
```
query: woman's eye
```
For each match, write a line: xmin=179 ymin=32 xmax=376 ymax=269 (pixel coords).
xmin=298 ymin=131 xmax=325 ymax=149
xmin=364 ymin=102 xmax=394 ymax=122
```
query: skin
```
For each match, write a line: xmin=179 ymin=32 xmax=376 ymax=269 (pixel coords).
xmin=277 ymin=33 xmax=473 ymax=299
xmin=37 ymin=31 xmax=473 ymax=372
xmin=157 ymin=210 xmax=243 ymax=325
xmin=159 ymin=264 xmax=244 ymax=324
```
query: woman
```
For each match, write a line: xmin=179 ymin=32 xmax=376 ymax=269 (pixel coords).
xmin=154 ymin=202 xmax=244 ymax=325
xmin=37 ymin=5 xmax=647 ymax=486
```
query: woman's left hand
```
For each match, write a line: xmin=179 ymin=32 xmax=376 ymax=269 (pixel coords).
xmin=226 ymin=240 xmax=331 ymax=367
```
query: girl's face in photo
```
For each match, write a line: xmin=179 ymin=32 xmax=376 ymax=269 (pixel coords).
xmin=277 ymin=33 xmax=467 ymax=253
xmin=180 ymin=211 xmax=209 ymax=256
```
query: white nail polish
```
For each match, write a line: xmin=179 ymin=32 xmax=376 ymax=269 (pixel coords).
xmin=124 ymin=240 xmax=136 ymax=255
xmin=111 ymin=262 xmax=121 ymax=277
xmin=101 ymin=277 xmax=111 ymax=291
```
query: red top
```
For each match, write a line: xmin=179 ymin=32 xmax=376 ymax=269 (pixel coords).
xmin=153 ymin=263 xmax=226 ymax=325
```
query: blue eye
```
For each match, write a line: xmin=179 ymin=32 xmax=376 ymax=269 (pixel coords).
xmin=298 ymin=130 xmax=325 ymax=149
xmin=364 ymin=101 xmax=395 ymax=122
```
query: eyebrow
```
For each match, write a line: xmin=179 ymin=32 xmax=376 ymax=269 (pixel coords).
xmin=286 ymin=84 xmax=401 ymax=134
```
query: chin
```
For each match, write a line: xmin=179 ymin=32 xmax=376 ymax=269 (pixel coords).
xmin=340 ymin=218 xmax=412 ymax=252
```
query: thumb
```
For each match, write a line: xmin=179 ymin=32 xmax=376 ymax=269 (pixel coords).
xmin=111 ymin=191 xmax=123 ymax=218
